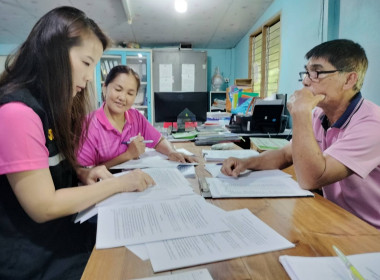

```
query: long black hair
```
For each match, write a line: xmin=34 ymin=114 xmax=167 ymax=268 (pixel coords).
xmin=0 ymin=6 xmax=110 ymax=168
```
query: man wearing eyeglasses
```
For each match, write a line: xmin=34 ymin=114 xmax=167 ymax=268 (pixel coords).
xmin=221 ymin=39 xmax=380 ymax=230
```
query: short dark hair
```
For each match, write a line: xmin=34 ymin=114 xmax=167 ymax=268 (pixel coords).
xmin=305 ymin=39 xmax=368 ymax=92
xmin=104 ymin=65 xmax=141 ymax=92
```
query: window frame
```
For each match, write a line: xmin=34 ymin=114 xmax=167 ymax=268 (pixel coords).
xmin=249 ymin=14 xmax=281 ymax=98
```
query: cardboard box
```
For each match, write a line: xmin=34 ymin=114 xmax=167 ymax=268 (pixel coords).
xmin=234 ymin=78 xmax=252 ymax=86
xmin=234 ymin=78 xmax=253 ymax=91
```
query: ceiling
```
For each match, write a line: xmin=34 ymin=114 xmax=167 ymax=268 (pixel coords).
xmin=0 ymin=0 xmax=274 ymax=49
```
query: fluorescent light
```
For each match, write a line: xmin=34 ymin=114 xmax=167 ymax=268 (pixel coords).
xmin=175 ymin=0 xmax=187 ymax=13
xmin=121 ymin=0 xmax=133 ymax=24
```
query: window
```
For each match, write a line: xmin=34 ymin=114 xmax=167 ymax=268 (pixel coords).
xmin=249 ymin=15 xmax=281 ymax=98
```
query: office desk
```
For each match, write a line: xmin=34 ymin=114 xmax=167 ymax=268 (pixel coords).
xmin=81 ymin=142 xmax=380 ymax=280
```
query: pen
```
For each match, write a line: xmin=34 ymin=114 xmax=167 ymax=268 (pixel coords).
xmin=122 ymin=140 xmax=154 ymax=145
xmin=332 ymin=245 xmax=365 ymax=280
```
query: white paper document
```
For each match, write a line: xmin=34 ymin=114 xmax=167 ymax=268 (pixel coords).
xmin=111 ymin=155 xmax=198 ymax=170
xmin=279 ymin=252 xmax=380 ymax=280
xmin=140 ymin=148 xmax=168 ymax=159
xmin=127 ymin=201 xmax=232 ymax=261
xmin=96 ymin=196 xmax=229 ymax=248
xmin=181 ymin=64 xmax=195 ymax=92
xmin=204 ymin=164 xmax=290 ymax=179
xmin=204 ymin=163 xmax=224 ymax=178
xmin=126 ymin=243 xmax=150 ymax=261
xmin=146 ymin=208 xmax=294 ymax=272
xmin=206 ymin=177 xmax=313 ymax=198
xmin=202 ymin=149 xmax=259 ymax=162
xmin=217 ymin=169 xmax=291 ymax=180
xmin=159 ymin=64 xmax=173 ymax=92
xmin=175 ymin=148 xmax=194 ymax=156
xmin=143 ymin=168 xmax=193 ymax=191
xmin=131 ymin=268 xmax=213 ymax=280
xmin=127 ymin=198 xmax=227 ymax=255
xmin=75 ymin=168 xmax=194 ymax=223
xmin=177 ymin=165 xmax=196 ymax=178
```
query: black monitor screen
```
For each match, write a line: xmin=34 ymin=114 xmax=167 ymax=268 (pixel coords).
xmin=251 ymin=104 xmax=284 ymax=133
xmin=154 ymin=92 xmax=208 ymax=123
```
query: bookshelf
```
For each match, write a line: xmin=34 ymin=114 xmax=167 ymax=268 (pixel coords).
xmin=209 ymin=91 xmax=226 ymax=112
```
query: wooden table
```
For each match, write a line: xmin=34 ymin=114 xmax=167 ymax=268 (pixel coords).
xmin=81 ymin=142 xmax=380 ymax=280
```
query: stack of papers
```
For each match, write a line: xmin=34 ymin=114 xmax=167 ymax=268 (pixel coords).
xmin=279 ymin=252 xmax=380 ymax=280
xmin=197 ymin=123 xmax=226 ymax=130
xmin=207 ymin=176 xmax=313 ymax=198
xmin=146 ymin=208 xmax=294 ymax=272
xmin=203 ymin=167 xmax=313 ymax=198
xmin=79 ymin=168 xmax=295 ymax=273
xmin=75 ymin=167 xmax=195 ymax=223
xmin=96 ymin=196 xmax=229 ymax=248
xmin=202 ymin=149 xmax=259 ymax=161
xmin=100 ymin=202 xmax=294 ymax=272
xmin=196 ymin=124 xmax=228 ymax=135
xmin=131 ymin=269 xmax=213 ymax=280
xmin=171 ymin=131 xmax=198 ymax=140
xmin=111 ymin=155 xmax=198 ymax=170
xmin=177 ymin=165 xmax=196 ymax=178
xmin=194 ymin=134 xmax=242 ymax=146
xmin=76 ymin=148 xmax=301 ymax=273
xmin=250 ymin=137 xmax=290 ymax=152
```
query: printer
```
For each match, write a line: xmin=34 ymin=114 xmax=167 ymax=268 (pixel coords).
xmin=227 ymin=98 xmax=289 ymax=134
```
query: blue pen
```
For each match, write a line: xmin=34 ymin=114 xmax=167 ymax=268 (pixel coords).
xmin=122 ymin=140 xmax=154 ymax=145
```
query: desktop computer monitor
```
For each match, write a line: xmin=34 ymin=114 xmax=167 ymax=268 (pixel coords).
xmin=154 ymin=92 xmax=208 ymax=124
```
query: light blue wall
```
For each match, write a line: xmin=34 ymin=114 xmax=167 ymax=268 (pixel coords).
xmin=339 ymin=0 xmax=380 ymax=104
xmin=232 ymin=0 xmax=380 ymax=105
xmin=233 ymin=0 xmax=325 ymax=97
xmin=0 ymin=44 xmax=18 ymax=55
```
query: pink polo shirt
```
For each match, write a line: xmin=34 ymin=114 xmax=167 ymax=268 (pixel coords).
xmin=77 ymin=105 xmax=161 ymax=167
xmin=312 ymin=93 xmax=380 ymax=230
xmin=0 ymin=102 xmax=49 ymax=175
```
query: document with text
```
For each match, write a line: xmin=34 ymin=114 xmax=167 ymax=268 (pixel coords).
xmin=206 ymin=177 xmax=313 ymax=198
xmin=131 ymin=268 xmax=213 ymax=280
xmin=202 ymin=149 xmax=259 ymax=162
xmin=75 ymin=168 xmax=194 ymax=223
xmin=146 ymin=208 xmax=294 ymax=272
xmin=204 ymin=165 xmax=291 ymax=180
xmin=125 ymin=202 xmax=226 ymax=261
xmin=96 ymin=196 xmax=229 ymax=249
xmin=111 ymin=155 xmax=198 ymax=170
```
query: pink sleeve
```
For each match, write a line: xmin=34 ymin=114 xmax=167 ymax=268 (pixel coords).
xmin=0 ymin=102 xmax=49 ymax=174
xmin=77 ymin=116 xmax=98 ymax=167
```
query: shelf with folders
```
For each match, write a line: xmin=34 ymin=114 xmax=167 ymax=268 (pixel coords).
xmin=94 ymin=48 xmax=153 ymax=122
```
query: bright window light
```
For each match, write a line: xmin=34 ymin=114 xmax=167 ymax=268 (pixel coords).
xmin=175 ymin=0 xmax=187 ymax=13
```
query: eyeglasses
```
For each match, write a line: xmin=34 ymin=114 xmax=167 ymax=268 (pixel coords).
xmin=298 ymin=69 xmax=343 ymax=82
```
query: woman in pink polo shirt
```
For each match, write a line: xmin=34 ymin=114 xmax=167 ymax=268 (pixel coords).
xmin=0 ymin=7 xmax=155 ymax=279
xmin=78 ymin=65 xmax=196 ymax=168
